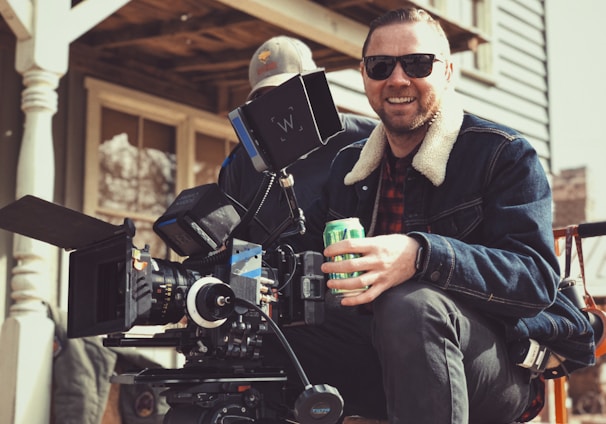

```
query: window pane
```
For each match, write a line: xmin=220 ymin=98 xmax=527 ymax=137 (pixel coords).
xmin=194 ymin=133 xmax=226 ymax=186
xmin=101 ymin=107 xmax=138 ymax=148
xmin=97 ymin=107 xmax=177 ymax=260
xmin=99 ymin=108 xmax=140 ymax=213
xmin=98 ymin=110 xmax=176 ymax=216
xmin=139 ymin=119 xmax=176 ymax=216
xmin=450 ymin=0 xmax=490 ymax=73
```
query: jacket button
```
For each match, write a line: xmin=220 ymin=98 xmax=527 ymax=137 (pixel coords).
xmin=430 ymin=271 xmax=441 ymax=281
xmin=362 ymin=185 xmax=368 ymax=191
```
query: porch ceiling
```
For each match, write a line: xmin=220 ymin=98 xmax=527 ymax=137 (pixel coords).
xmin=0 ymin=0 xmax=487 ymax=112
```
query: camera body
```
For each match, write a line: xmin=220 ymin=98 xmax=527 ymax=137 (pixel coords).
xmin=67 ymin=227 xmax=325 ymax=351
xmin=0 ymin=186 xmax=336 ymax=424
xmin=0 ymin=70 xmax=345 ymax=424
xmin=60 ymin=184 xmax=329 ymax=423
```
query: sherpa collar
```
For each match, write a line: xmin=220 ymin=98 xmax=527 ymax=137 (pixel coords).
xmin=343 ymin=91 xmax=464 ymax=187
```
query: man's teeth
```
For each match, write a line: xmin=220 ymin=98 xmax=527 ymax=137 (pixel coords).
xmin=388 ymin=97 xmax=414 ymax=103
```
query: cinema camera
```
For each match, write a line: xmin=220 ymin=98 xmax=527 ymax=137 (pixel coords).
xmin=0 ymin=70 xmax=346 ymax=424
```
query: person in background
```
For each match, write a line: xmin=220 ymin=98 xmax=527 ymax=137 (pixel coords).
xmin=267 ymin=7 xmax=595 ymax=424
xmin=218 ymin=35 xmax=378 ymax=247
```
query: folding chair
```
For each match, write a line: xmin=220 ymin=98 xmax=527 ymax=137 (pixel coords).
xmin=551 ymin=221 xmax=606 ymax=423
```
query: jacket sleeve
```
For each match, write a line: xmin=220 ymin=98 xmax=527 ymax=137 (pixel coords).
xmin=410 ymin=136 xmax=560 ymax=319
xmin=408 ymin=135 xmax=597 ymax=372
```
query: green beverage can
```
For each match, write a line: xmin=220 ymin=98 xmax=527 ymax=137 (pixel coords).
xmin=323 ymin=217 xmax=367 ymax=297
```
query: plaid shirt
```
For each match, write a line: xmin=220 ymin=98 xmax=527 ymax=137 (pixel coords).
xmin=376 ymin=147 xmax=416 ymax=235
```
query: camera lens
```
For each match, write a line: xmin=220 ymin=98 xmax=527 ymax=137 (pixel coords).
xmin=148 ymin=259 xmax=195 ymax=325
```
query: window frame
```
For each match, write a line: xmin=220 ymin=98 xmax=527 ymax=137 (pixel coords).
xmin=445 ymin=0 xmax=497 ymax=84
xmin=412 ymin=0 xmax=496 ymax=84
xmin=84 ymin=77 xmax=236 ymax=220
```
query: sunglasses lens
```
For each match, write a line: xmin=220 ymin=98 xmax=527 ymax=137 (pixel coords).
xmin=403 ymin=54 xmax=434 ymax=78
xmin=365 ymin=57 xmax=396 ymax=80
xmin=364 ymin=54 xmax=437 ymax=80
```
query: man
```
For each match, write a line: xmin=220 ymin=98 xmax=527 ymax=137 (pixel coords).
xmin=270 ymin=8 xmax=595 ymax=424
xmin=219 ymin=36 xmax=378 ymax=247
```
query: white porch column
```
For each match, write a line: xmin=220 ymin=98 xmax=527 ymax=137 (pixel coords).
xmin=0 ymin=1 xmax=65 ymax=420
xmin=0 ymin=1 xmax=131 ymax=423
xmin=0 ymin=67 xmax=60 ymax=424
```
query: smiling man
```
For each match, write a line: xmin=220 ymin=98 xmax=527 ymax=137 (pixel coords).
xmin=361 ymin=18 xmax=450 ymax=154
xmin=266 ymin=7 xmax=595 ymax=424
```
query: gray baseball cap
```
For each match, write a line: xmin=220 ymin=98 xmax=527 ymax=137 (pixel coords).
xmin=248 ymin=36 xmax=317 ymax=99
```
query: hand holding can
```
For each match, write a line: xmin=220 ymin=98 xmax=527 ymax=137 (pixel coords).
xmin=323 ymin=217 xmax=368 ymax=297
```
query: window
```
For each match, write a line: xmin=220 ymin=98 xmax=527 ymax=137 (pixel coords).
xmin=84 ymin=78 xmax=237 ymax=259
xmin=96 ymin=107 xmax=176 ymax=258
xmin=447 ymin=0 xmax=495 ymax=80
xmin=413 ymin=0 xmax=494 ymax=80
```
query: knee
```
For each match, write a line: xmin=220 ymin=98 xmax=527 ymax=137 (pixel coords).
xmin=372 ymin=282 xmax=459 ymax=343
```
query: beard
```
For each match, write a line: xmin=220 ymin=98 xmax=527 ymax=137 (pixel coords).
xmin=378 ymin=92 xmax=440 ymax=137
xmin=380 ymin=111 xmax=431 ymax=136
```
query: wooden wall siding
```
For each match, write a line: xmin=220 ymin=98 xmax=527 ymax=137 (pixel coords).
xmin=456 ymin=0 xmax=551 ymax=165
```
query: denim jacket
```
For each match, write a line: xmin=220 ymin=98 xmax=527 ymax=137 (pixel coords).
xmin=301 ymin=94 xmax=595 ymax=377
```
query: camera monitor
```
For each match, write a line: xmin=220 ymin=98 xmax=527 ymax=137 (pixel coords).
xmin=153 ymin=183 xmax=240 ymax=257
xmin=229 ymin=69 xmax=344 ymax=173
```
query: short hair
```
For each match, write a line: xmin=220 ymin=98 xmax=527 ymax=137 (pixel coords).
xmin=362 ymin=8 xmax=451 ymax=58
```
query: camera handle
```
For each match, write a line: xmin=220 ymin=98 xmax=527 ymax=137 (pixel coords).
xmin=260 ymin=169 xmax=307 ymax=248
xmin=228 ymin=172 xmax=277 ymax=240
xmin=225 ymin=170 xmax=305 ymax=249
xmin=278 ymin=169 xmax=306 ymax=235
xmin=235 ymin=296 xmax=344 ymax=424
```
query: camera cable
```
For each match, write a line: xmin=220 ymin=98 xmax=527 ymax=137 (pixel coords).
xmin=235 ymin=297 xmax=310 ymax=387
xmin=234 ymin=297 xmax=344 ymax=424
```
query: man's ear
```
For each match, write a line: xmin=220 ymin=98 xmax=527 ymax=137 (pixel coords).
xmin=445 ymin=61 xmax=454 ymax=83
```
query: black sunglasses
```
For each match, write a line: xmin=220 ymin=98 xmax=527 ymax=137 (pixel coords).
xmin=363 ymin=53 xmax=442 ymax=80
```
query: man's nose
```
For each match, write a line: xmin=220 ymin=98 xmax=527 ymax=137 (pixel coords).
xmin=388 ymin=61 xmax=411 ymax=85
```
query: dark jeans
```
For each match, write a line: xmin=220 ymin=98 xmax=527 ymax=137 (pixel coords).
xmin=263 ymin=282 xmax=532 ymax=424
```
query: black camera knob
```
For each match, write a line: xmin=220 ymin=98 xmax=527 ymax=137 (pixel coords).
xmin=294 ymin=384 xmax=344 ymax=424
